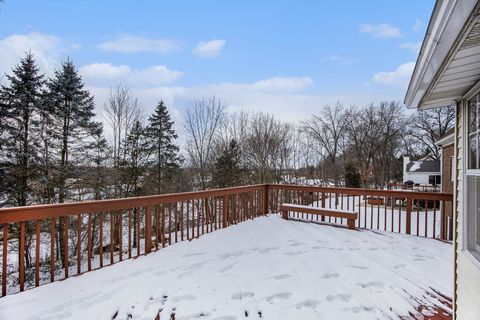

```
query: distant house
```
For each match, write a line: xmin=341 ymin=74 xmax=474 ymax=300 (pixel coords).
xmin=436 ymin=130 xmax=455 ymax=240
xmin=403 ymin=156 xmax=441 ymax=186
xmin=436 ymin=130 xmax=455 ymax=194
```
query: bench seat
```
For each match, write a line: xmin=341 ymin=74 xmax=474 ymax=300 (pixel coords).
xmin=280 ymin=203 xmax=357 ymax=230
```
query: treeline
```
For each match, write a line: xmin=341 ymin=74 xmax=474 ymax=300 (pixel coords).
xmin=0 ymin=53 xmax=456 ymax=210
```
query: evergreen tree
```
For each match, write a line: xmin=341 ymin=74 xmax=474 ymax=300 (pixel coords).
xmin=121 ymin=120 xmax=150 ymax=197
xmin=145 ymin=100 xmax=181 ymax=193
xmin=85 ymin=126 xmax=110 ymax=200
xmin=0 ymin=52 xmax=44 ymax=207
xmin=344 ymin=162 xmax=361 ymax=188
xmin=212 ymin=139 xmax=243 ymax=188
xmin=46 ymin=59 xmax=100 ymax=203
xmin=46 ymin=59 xmax=100 ymax=268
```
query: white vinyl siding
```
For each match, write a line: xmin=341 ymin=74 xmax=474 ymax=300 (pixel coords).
xmin=456 ymin=96 xmax=480 ymax=320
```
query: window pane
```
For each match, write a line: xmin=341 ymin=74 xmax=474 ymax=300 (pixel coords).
xmin=466 ymin=176 xmax=480 ymax=255
xmin=469 ymin=96 xmax=478 ymax=134
xmin=469 ymin=134 xmax=478 ymax=169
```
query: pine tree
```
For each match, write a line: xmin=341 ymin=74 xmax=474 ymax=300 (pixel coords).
xmin=145 ymin=100 xmax=181 ymax=194
xmin=46 ymin=59 xmax=100 ymax=268
xmin=212 ymin=139 xmax=243 ymax=188
xmin=0 ymin=52 xmax=44 ymax=207
xmin=121 ymin=120 xmax=150 ymax=197
xmin=46 ymin=59 xmax=100 ymax=203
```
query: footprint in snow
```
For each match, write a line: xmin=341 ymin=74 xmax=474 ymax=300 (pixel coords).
xmin=356 ymin=281 xmax=385 ymax=292
xmin=182 ymin=252 xmax=208 ymax=258
xmin=347 ymin=265 xmax=369 ymax=270
xmin=294 ymin=299 xmax=321 ymax=309
xmin=326 ymin=294 xmax=351 ymax=303
xmin=284 ymin=251 xmax=307 ymax=256
xmin=271 ymin=274 xmax=291 ymax=280
xmin=218 ymin=262 xmax=237 ymax=273
xmin=219 ymin=251 xmax=244 ymax=259
xmin=288 ymin=242 xmax=305 ymax=247
xmin=265 ymin=292 xmax=292 ymax=303
xmin=258 ymin=247 xmax=279 ymax=253
xmin=231 ymin=292 xmax=255 ymax=300
xmin=319 ymin=272 xmax=340 ymax=279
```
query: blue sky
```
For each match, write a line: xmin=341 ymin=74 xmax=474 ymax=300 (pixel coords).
xmin=0 ymin=0 xmax=434 ymax=130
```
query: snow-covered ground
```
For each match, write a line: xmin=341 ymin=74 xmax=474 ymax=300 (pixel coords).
xmin=0 ymin=215 xmax=453 ymax=320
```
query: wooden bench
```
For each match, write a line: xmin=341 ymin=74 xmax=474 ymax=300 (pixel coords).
xmin=280 ymin=204 xmax=357 ymax=230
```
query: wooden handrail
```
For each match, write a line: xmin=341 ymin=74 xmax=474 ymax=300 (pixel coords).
xmin=0 ymin=184 xmax=268 ymax=223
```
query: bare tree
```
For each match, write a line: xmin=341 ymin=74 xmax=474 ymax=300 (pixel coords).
xmin=408 ymin=106 xmax=455 ymax=159
xmin=302 ymin=102 xmax=349 ymax=186
xmin=244 ymin=113 xmax=291 ymax=183
xmin=103 ymin=85 xmax=140 ymax=197
xmin=184 ymin=97 xmax=226 ymax=189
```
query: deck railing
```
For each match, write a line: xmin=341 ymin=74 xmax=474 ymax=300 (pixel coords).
xmin=0 ymin=183 xmax=453 ymax=297
xmin=0 ymin=184 xmax=268 ymax=297
xmin=268 ymin=184 xmax=454 ymax=240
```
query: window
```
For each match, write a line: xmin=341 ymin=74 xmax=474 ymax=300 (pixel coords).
xmin=468 ymin=93 xmax=479 ymax=169
xmin=466 ymin=93 xmax=480 ymax=261
xmin=466 ymin=176 xmax=480 ymax=257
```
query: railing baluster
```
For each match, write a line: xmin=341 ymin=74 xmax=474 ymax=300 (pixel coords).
xmin=384 ymin=197 xmax=387 ymax=231
xmin=145 ymin=205 xmax=152 ymax=254
xmin=416 ymin=200 xmax=420 ymax=236
xmin=35 ymin=220 xmax=40 ymax=287
xmin=50 ymin=218 xmax=55 ymax=282
xmin=99 ymin=213 xmax=103 ymax=267
xmin=19 ymin=221 xmax=25 ymax=291
xmin=87 ymin=213 xmax=92 ymax=271
xmin=424 ymin=201 xmax=428 ymax=237
xmin=162 ymin=205 xmax=166 ymax=247
xmin=128 ymin=209 xmax=132 ymax=258
xmin=110 ymin=211 xmax=114 ymax=265
xmin=64 ymin=217 xmax=69 ymax=279
xmin=181 ymin=201 xmax=184 ymax=241
xmin=77 ymin=214 xmax=81 ymax=275
xmin=391 ymin=198 xmax=394 ymax=232
xmin=398 ymin=199 xmax=401 ymax=234
xmin=186 ymin=201 xmax=190 ymax=240
xmin=433 ymin=201 xmax=437 ymax=239
xmin=174 ymin=203 xmax=178 ymax=243
xmin=119 ymin=210 xmax=123 ymax=260
xmin=137 ymin=207 xmax=141 ymax=255
xmin=2 ymin=223 xmax=7 ymax=296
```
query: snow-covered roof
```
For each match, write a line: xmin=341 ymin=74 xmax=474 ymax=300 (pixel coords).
xmin=0 ymin=215 xmax=452 ymax=319
xmin=406 ymin=159 xmax=441 ymax=173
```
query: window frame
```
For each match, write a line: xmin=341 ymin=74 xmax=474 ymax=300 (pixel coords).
xmin=463 ymin=87 xmax=480 ymax=265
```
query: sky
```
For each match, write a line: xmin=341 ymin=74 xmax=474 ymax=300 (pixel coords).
xmin=0 ymin=0 xmax=435 ymax=138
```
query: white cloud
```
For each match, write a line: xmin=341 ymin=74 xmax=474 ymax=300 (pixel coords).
xmin=98 ymin=35 xmax=179 ymax=54
xmin=252 ymin=76 xmax=313 ymax=93
xmin=399 ymin=41 xmax=422 ymax=54
xmin=326 ymin=54 xmax=356 ymax=64
xmin=80 ymin=63 xmax=183 ymax=87
xmin=412 ymin=19 xmax=423 ymax=32
xmin=373 ymin=61 xmax=415 ymax=88
xmin=193 ymin=39 xmax=226 ymax=57
xmin=359 ymin=23 xmax=402 ymax=38
xmin=0 ymin=32 xmax=62 ymax=77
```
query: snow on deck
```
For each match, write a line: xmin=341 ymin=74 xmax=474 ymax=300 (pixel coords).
xmin=0 ymin=215 xmax=453 ymax=320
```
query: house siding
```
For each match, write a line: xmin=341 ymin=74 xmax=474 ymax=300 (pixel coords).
xmin=455 ymin=99 xmax=480 ymax=320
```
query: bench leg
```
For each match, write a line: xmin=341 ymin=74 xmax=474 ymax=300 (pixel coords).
xmin=347 ymin=219 xmax=355 ymax=230
xmin=282 ymin=210 xmax=288 ymax=220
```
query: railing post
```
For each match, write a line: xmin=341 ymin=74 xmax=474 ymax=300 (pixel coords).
xmin=321 ymin=191 xmax=326 ymax=221
xmin=406 ymin=198 xmax=412 ymax=235
xmin=145 ymin=205 xmax=152 ymax=254
xmin=223 ymin=194 xmax=228 ymax=228
xmin=263 ymin=185 xmax=269 ymax=215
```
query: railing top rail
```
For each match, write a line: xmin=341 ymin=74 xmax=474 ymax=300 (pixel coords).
xmin=0 ymin=184 xmax=267 ymax=223
xmin=267 ymin=184 xmax=453 ymax=201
